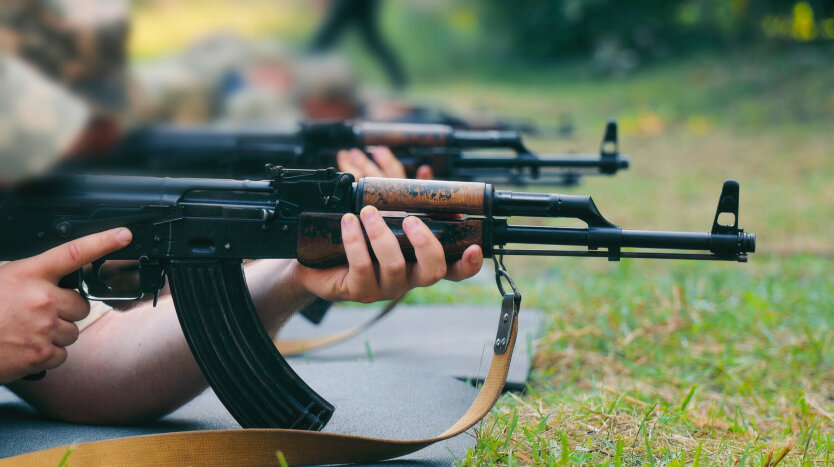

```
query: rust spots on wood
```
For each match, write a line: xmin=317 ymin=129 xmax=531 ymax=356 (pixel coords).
xmin=360 ymin=178 xmax=486 ymax=214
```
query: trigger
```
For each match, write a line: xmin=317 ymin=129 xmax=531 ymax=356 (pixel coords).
xmin=87 ymin=259 xmax=112 ymax=294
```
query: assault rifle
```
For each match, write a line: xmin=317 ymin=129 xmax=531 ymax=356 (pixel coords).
xmin=0 ymin=169 xmax=754 ymax=431
xmin=80 ymin=120 xmax=627 ymax=186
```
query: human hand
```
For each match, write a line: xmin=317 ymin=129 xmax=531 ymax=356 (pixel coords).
xmin=0 ymin=228 xmax=132 ymax=384
xmin=294 ymin=206 xmax=482 ymax=303
xmin=337 ymin=147 xmax=434 ymax=180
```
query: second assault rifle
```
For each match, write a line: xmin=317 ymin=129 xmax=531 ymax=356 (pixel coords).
xmin=0 ymin=168 xmax=754 ymax=434
xmin=78 ymin=120 xmax=628 ymax=186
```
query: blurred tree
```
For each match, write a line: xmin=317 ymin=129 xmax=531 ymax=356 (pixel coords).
xmin=479 ymin=0 xmax=833 ymax=68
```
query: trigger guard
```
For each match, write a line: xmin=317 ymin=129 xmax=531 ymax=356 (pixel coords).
xmin=79 ymin=260 xmax=144 ymax=302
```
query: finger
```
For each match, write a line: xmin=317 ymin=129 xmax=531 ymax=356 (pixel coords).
xmin=361 ymin=206 xmax=408 ymax=298
xmin=349 ymin=149 xmax=384 ymax=178
xmin=401 ymin=216 xmax=447 ymax=287
xmin=416 ymin=164 xmax=434 ymax=180
xmin=42 ymin=346 xmax=68 ymax=370
xmin=294 ymin=262 xmax=347 ymax=302
xmin=51 ymin=320 xmax=80 ymax=347
xmin=27 ymin=228 xmax=132 ymax=282
xmin=368 ymin=146 xmax=406 ymax=178
xmin=340 ymin=213 xmax=380 ymax=302
xmin=53 ymin=288 xmax=91 ymax=322
xmin=445 ymin=245 xmax=484 ymax=282
xmin=336 ymin=149 xmax=360 ymax=178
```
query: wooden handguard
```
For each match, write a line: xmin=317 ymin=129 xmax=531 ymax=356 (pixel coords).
xmin=358 ymin=122 xmax=449 ymax=148
xmin=297 ymin=213 xmax=485 ymax=268
xmin=356 ymin=178 xmax=488 ymax=214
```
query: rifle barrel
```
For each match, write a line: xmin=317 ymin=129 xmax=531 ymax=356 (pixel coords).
xmin=455 ymin=154 xmax=629 ymax=170
xmin=501 ymin=225 xmax=711 ymax=249
xmin=494 ymin=249 xmax=747 ymax=262
xmin=451 ymin=130 xmax=527 ymax=153
xmin=496 ymin=225 xmax=755 ymax=260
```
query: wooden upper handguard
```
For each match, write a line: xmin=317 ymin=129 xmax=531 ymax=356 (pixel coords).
xmin=356 ymin=178 xmax=488 ymax=214
xmin=358 ymin=122 xmax=449 ymax=148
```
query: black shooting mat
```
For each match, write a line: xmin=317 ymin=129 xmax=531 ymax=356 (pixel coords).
xmin=280 ymin=304 xmax=544 ymax=390
xmin=0 ymin=362 xmax=479 ymax=465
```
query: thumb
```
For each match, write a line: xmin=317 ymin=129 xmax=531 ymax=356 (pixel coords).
xmin=25 ymin=228 xmax=133 ymax=282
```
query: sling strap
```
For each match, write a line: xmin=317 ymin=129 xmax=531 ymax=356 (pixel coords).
xmin=0 ymin=299 xmax=519 ymax=466
xmin=275 ymin=296 xmax=403 ymax=356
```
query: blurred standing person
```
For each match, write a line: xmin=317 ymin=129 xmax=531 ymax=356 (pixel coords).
xmin=309 ymin=0 xmax=408 ymax=90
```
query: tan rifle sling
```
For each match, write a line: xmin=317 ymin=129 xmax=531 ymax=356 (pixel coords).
xmin=274 ymin=296 xmax=403 ymax=356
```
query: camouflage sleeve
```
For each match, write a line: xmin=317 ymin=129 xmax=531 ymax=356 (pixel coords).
xmin=0 ymin=54 xmax=90 ymax=182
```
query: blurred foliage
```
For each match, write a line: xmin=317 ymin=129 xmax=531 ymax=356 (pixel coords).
xmin=130 ymin=0 xmax=314 ymax=60
xmin=478 ymin=0 xmax=834 ymax=71
xmin=130 ymin=1 xmax=834 ymax=83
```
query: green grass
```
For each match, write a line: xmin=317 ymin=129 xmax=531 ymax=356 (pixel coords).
xmin=401 ymin=49 xmax=834 ymax=465
xmin=408 ymin=257 xmax=834 ymax=464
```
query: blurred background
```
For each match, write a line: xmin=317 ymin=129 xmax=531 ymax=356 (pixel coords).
xmin=3 ymin=0 xmax=834 ymax=463
xmin=121 ymin=0 xmax=832 ymax=247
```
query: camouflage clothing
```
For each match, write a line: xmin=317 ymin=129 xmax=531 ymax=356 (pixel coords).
xmin=0 ymin=53 xmax=88 ymax=179
xmin=0 ymin=0 xmax=130 ymax=179
xmin=0 ymin=0 xmax=129 ymax=112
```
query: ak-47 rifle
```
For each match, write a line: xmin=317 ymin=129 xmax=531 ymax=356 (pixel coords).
xmin=0 ymin=168 xmax=754 ymax=432
xmin=80 ymin=120 xmax=627 ymax=186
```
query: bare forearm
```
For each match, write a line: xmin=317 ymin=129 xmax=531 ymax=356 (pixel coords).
xmin=7 ymin=259 xmax=313 ymax=424
xmin=247 ymin=259 xmax=316 ymax=331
